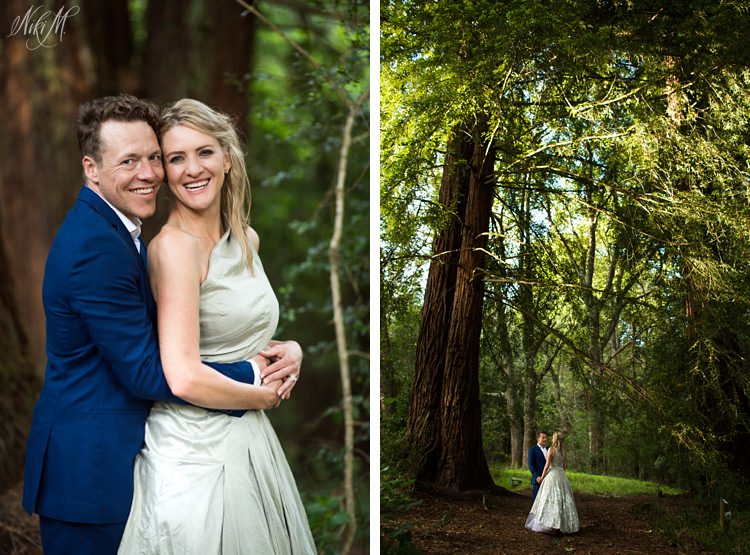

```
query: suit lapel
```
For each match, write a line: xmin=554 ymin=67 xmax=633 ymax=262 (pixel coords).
xmin=139 ymin=238 xmax=148 ymax=268
xmin=77 ymin=185 xmax=152 ymax=322
xmin=78 ymin=186 xmax=145 ymax=267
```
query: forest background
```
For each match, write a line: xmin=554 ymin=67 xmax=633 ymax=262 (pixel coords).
xmin=381 ymin=0 xmax=750 ymax=514
xmin=0 ymin=1 xmax=370 ymax=554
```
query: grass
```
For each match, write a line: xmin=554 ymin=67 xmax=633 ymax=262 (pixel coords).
xmin=490 ymin=464 xmax=684 ymax=497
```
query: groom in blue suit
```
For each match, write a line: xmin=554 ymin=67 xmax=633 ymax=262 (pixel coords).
xmin=528 ymin=431 xmax=548 ymax=501
xmin=22 ymin=95 xmax=274 ymax=554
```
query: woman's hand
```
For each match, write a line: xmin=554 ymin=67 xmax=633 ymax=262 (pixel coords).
xmin=259 ymin=340 xmax=302 ymax=400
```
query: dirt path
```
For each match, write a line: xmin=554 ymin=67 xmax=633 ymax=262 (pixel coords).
xmin=384 ymin=488 xmax=716 ymax=554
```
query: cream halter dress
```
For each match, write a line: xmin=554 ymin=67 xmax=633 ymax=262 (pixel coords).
xmin=119 ymin=230 xmax=316 ymax=554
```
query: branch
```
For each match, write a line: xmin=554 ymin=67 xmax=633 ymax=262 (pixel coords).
xmin=235 ymin=0 xmax=359 ymax=107
xmin=329 ymin=101 xmax=358 ymax=555
xmin=233 ymin=4 xmax=368 ymax=552
xmin=569 ymin=86 xmax=644 ymax=116
xmin=507 ymin=128 xmax=634 ymax=170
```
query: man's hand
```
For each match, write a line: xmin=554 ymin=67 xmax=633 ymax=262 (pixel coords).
xmin=536 ymin=476 xmax=542 ymax=484
xmin=259 ymin=340 xmax=302 ymax=400
xmin=249 ymin=354 xmax=270 ymax=386
xmin=256 ymin=384 xmax=283 ymax=409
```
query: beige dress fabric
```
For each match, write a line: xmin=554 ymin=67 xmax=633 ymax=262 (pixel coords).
xmin=525 ymin=447 xmax=580 ymax=535
xmin=119 ymin=230 xmax=316 ymax=554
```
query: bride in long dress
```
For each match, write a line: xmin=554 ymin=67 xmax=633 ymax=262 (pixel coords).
xmin=525 ymin=431 xmax=580 ymax=535
xmin=118 ymin=99 xmax=316 ymax=554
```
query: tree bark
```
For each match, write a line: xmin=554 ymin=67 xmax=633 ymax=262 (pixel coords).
xmin=139 ymin=0 xmax=257 ymax=242
xmin=0 ymin=0 xmax=90 ymax=372
xmin=406 ymin=126 xmax=473 ymax=483
xmin=380 ymin=305 xmax=396 ymax=418
xmin=0 ymin=216 xmax=40 ymax=491
xmin=436 ymin=119 xmax=496 ymax=490
xmin=78 ymin=0 xmax=133 ymax=94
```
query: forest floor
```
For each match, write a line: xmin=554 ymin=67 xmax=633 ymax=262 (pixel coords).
xmin=1 ymin=478 xmax=723 ymax=554
xmin=0 ymin=482 xmax=41 ymax=555
xmin=383 ymin=487 xmax=719 ymax=554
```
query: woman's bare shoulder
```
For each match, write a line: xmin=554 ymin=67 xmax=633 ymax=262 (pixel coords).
xmin=149 ymin=225 xmax=201 ymax=268
xmin=152 ymin=225 xmax=199 ymax=252
xmin=245 ymin=225 xmax=260 ymax=251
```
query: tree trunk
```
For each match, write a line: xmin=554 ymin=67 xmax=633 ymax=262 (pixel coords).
xmin=140 ymin=0 xmax=255 ymax=116
xmin=78 ymin=0 xmax=134 ymax=94
xmin=406 ymin=126 xmax=473 ymax=482
xmin=206 ymin=0 xmax=257 ymax=118
xmin=506 ymin=389 xmax=524 ymax=468
xmin=139 ymin=0 xmax=258 ymax=241
xmin=436 ymin=119 xmax=495 ymax=490
xmin=0 ymin=0 xmax=90 ymax=373
xmin=380 ymin=305 xmax=396 ymax=418
xmin=522 ymin=375 xmax=539 ymax=470
xmin=587 ymin=302 xmax=606 ymax=472
xmin=0 ymin=164 xmax=41 ymax=490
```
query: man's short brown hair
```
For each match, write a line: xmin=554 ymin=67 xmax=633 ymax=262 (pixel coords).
xmin=76 ymin=94 xmax=160 ymax=162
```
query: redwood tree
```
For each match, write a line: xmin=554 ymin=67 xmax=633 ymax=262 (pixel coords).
xmin=406 ymin=119 xmax=496 ymax=491
xmin=406 ymin=125 xmax=472 ymax=483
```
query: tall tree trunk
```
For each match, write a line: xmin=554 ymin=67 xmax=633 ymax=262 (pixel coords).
xmin=581 ymin=199 xmax=607 ymax=472
xmin=206 ymin=0 xmax=257 ymax=118
xmin=436 ymin=119 xmax=495 ymax=490
xmin=489 ymin=210 xmax=524 ymax=469
xmin=518 ymin=178 xmax=544 ymax=469
xmin=485 ymin=284 xmax=523 ymax=468
xmin=140 ymin=0 xmax=191 ymax=102
xmin=522 ymin=375 xmax=539 ymax=470
xmin=506 ymin=392 xmax=523 ymax=468
xmin=140 ymin=0 xmax=257 ymax=241
xmin=380 ymin=305 xmax=396 ymax=418
xmin=78 ymin=0 xmax=133 ymax=94
xmin=0 ymin=0 xmax=90 ymax=373
xmin=141 ymin=0 xmax=255 ymax=116
xmin=406 ymin=126 xmax=473 ymax=482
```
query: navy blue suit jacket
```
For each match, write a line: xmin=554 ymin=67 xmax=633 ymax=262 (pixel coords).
xmin=23 ymin=186 xmax=254 ymax=524
xmin=528 ymin=444 xmax=547 ymax=485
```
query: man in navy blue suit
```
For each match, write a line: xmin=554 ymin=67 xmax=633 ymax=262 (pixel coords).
xmin=528 ymin=431 xmax=548 ymax=501
xmin=22 ymin=95 xmax=299 ymax=555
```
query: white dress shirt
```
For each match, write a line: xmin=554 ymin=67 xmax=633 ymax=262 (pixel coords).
xmin=93 ymin=190 xmax=143 ymax=253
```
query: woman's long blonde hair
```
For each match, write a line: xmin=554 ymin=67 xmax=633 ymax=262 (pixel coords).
xmin=159 ymin=98 xmax=253 ymax=270
xmin=551 ymin=431 xmax=563 ymax=452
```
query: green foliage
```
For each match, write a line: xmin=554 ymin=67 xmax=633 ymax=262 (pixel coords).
xmin=380 ymin=467 xmax=422 ymax=554
xmin=304 ymin=444 xmax=369 ymax=553
xmin=304 ymin=495 xmax=352 ymax=555
xmin=382 ymin=0 xmax=750 ymax=497
xmin=242 ymin=1 xmax=370 ymax=549
xmin=636 ymin=495 xmax=750 ymax=554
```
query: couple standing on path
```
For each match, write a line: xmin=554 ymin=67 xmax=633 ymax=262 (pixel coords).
xmin=526 ymin=431 xmax=580 ymax=535
xmin=22 ymin=95 xmax=317 ymax=554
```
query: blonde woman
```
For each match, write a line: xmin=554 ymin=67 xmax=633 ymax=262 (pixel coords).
xmin=525 ymin=431 xmax=580 ymax=534
xmin=119 ymin=99 xmax=316 ymax=554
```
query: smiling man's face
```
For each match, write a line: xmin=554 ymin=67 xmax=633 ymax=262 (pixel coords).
xmin=83 ymin=120 xmax=163 ymax=221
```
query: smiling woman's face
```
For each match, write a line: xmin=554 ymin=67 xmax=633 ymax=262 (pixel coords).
xmin=161 ymin=124 xmax=231 ymax=214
